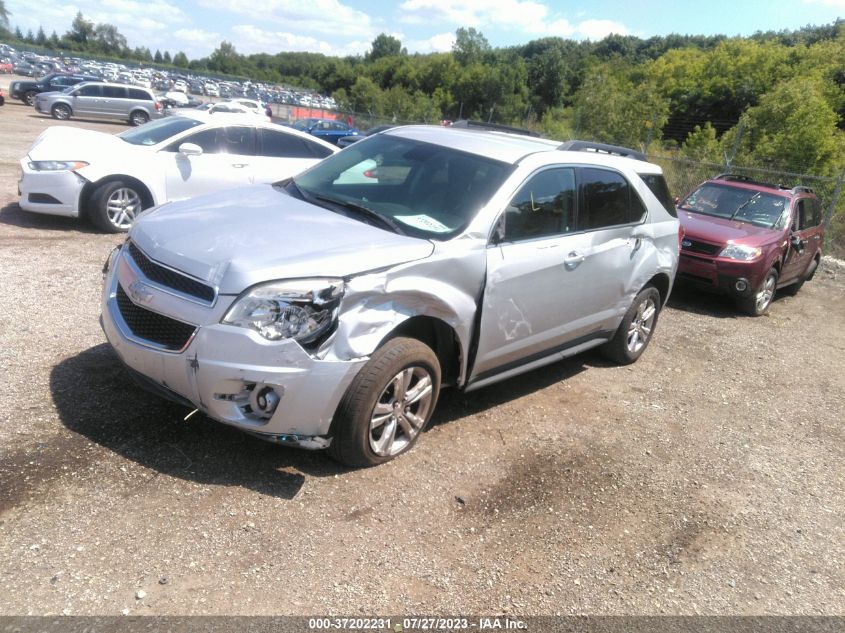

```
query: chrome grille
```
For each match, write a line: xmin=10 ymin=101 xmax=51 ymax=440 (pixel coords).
xmin=127 ymin=242 xmax=215 ymax=303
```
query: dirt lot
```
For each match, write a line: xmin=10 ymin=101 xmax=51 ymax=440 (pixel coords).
xmin=0 ymin=77 xmax=843 ymax=616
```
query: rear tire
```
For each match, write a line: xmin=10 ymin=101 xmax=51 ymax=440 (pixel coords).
xmin=24 ymin=90 xmax=37 ymax=106
xmin=51 ymin=103 xmax=71 ymax=120
xmin=90 ymin=181 xmax=146 ymax=233
xmin=601 ymin=286 xmax=661 ymax=365
xmin=129 ymin=110 xmax=149 ymax=126
xmin=328 ymin=337 xmax=441 ymax=467
xmin=738 ymin=267 xmax=778 ymax=315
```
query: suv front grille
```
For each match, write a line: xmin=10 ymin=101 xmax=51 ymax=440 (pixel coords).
xmin=116 ymin=284 xmax=197 ymax=351
xmin=127 ymin=242 xmax=215 ymax=303
xmin=681 ymin=238 xmax=722 ymax=256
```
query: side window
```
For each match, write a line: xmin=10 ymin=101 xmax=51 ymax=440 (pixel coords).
xmin=812 ymin=199 xmax=823 ymax=226
xmin=75 ymin=84 xmax=101 ymax=97
xmin=503 ymin=168 xmax=576 ymax=241
xmin=220 ymin=127 xmax=256 ymax=156
xmin=795 ymin=198 xmax=822 ymax=230
xmin=259 ymin=129 xmax=316 ymax=158
xmin=578 ymin=168 xmax=638 ymax=231
xmin=171 ymin=128 xmax=226 ymax=154
xmin=127 ymin=88 xmax=152 ymax=101
xmin=304 ymin=139 xmax=334 ymax=159
xmin=102 ymin=85 xmax=127 ymax=98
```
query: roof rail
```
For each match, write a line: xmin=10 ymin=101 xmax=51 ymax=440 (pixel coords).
xmin=791 ymin=185 xmax=815 ymax=195
xmin=557 ymin=140 xmax=646 ymax=162
xmin=714 ymin=173 xmax=794 ymax=191
xmin=449 ymin=119 xmax=540 ymax=137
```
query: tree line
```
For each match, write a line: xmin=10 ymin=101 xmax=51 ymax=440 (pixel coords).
xmin=2 ymin=10 xmax=845 ymax=176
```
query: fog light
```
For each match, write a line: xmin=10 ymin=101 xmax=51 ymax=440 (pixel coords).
xmin=735 ymin=279 xmax=748 ymax=292
xmin=249 ymin=385 xmax=282 ymax=418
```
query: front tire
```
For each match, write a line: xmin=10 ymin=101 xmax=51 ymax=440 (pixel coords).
xmin=51 ymin=103 xmax=72 ymax=120
xmin=738 ymin=267 xmax=778 ymax=315
xmin=601 ymin=286 xmax=661 ymax=365
xmin=24 ymin=90 xmax=37 ymax=106
xmin=90 ymin=181 xmax=146 ymax=233
xmin=328 ymin=337 xmax=441 ymax=467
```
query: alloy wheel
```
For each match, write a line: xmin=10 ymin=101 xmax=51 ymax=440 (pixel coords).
xmin=106 ymin=187 xmax=141 ymax=229
xmin=626 ymin=297 xmax=657 ymax=354
xmin=369 ymin=366 xmax=434 ymax=457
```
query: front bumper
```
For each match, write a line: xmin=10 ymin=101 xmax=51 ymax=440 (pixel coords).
xmin=677 ymin=252 xmax=767 ymax=298
xmin=18 ymin=158 xmax=85 ymax=218
xmin=100 ymin=244 xmax=366 ymax=443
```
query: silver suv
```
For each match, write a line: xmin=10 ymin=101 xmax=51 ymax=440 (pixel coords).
xmin=101 ymin=125 xmax=680 ymax=466
xmin=35 ymin=81 xmax=161 ymax=126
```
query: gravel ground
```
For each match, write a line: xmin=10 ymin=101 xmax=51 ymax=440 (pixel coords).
xmin=0 ymin=79 xmax=843 ymax=616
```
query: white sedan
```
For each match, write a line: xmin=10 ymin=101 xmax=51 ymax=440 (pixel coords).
xmin=18 ymin=116 xmax=338 ymax=232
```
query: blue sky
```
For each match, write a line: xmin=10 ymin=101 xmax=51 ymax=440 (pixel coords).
xmin=6 ymin=0 xmax=844 ymax=59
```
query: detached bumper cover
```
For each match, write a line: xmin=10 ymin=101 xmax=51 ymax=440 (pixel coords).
xmin=18 ymin=158 xmax=85 ymax=218
xmin=677 ymin=253 xmax=766 ymax=297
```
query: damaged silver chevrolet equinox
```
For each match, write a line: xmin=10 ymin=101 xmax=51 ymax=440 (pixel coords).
xmin=101 ymin=125 xmax=680 ymax=466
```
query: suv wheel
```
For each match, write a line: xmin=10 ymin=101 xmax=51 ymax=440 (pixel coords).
xmin=24 ymin=90 xmax=37 ymax=106
xmin=739 ymin=267 xmax=778 ymax=316
xmin=90 ymin=181 xmax=145 ymax=233
xmin=328 ymin=337 xmax=441 ymax=467
xmin=51 ymin=103 xmax=72 ymax=120
xmin=129 ymin=110 xmax=149 ymax=126
xmin=601 ymin=285 xmax=661 ymax=365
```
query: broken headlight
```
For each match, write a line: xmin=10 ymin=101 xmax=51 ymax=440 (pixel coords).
xmin=222 ymin=278 xmax=344 ymax=343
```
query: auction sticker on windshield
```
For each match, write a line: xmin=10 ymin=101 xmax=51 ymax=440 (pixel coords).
xmin=395 ymin=214 xmax=451 ymax=233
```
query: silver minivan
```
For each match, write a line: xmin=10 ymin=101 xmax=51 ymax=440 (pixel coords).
xmin=101 ymin=126 xmax=680 ymax=466
xmin=35 ymin=82 xmax=161 ymax=126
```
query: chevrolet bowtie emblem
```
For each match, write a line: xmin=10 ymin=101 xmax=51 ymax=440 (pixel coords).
xmin=128 ymin=280 xmax=154 ymax=305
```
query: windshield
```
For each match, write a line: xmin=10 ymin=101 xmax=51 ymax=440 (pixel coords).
xmin=118 ymin=117 xmax=205 ymax=146
xmin=680 ymin=183 xmax=788 ymax=228
xmin=292 ymin=134 xmax=512 ymax=239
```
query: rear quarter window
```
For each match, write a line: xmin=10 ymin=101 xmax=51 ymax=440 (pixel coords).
xmin=127 ymin=88 xmax=152 ymax=101
xmin=639 ymin=173 xmax=677 ymax=218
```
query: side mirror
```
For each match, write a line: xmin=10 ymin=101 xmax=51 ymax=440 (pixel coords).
xmin=673 ymin=196 xmax=680 ymax=205
xmin=178 ymin=142 xmax=203 ymax=157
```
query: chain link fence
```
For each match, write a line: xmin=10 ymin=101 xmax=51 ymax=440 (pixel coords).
xmin=647 ymin=154 xmax=845 ymax=258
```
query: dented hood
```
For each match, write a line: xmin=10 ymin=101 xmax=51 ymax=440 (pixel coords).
xmin=129 ymin=185 xmax=435 ymax=294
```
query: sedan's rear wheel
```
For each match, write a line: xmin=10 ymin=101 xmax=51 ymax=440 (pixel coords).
xmin=90 ymin=181 xmax=145 ymax=233
xmin=51 ymin=103 xmax=71 ymax=120
xmin=328 ymin=337 xmax=440 ymax=467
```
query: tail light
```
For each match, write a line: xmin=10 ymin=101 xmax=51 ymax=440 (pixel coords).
xmin=155 ymin=101 xmax=161 ymax=111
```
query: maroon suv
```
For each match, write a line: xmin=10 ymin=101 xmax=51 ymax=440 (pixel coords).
xmin=676 ymin=174 xmax=824 ymax=315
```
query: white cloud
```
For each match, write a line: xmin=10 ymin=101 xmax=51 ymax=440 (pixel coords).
xmin=199 ymin=0 xmax=379 ymax=38
xmin=399 ymin=0 xmax=575 ymax=36
xmin=174 ymin=28 xmax=222 ymax=44
xmin=803 ymin=0 xmax=845 ymax=7
xmin=577 ymin=19 xmax=629 ymax=40
xmin=231 ymin=24 xmax=369 ymax=57
xmin=406 ymin=32 xmax=456 ymax=54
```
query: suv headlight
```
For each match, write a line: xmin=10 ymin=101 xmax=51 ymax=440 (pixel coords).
xmin=28 ymin=160 xmax=89 ymax=171
xmin=719 ymin=244 xmax=761 ymax=261
xmin=222 ymin=278 xmax=344 ymax=343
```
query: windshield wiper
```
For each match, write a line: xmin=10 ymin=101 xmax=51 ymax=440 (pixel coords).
xmin=729 ymin=193 xmax=760 ymax=220
xmin=309 ymin=194 xmax=406 ymax=235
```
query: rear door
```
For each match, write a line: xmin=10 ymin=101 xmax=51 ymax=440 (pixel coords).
xmin=253 ymin=128 xmax=333 ymax=183
xmin=471 ymin=166 xmax=650 ymax=381
xmin=100 ymin=85 xmax=128 ymax=119
xmin=782 ymin=197 xmax=823 ymax=283
xmin=162 ymin=125 xmax=256 ymax=200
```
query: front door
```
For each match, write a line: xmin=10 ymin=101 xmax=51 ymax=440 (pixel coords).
xmin=782 ymin=197 xmax=823 ymax=284
xmin=163 ymin=126 xmax=255 ymax=201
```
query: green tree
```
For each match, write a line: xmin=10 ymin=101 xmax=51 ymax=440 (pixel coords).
xmin=154 ymin=49 xmax=163 ymax=63
xmin=173 ymin=51 xmax=189 ymax=67
xmin=13 ymin=26 xmax=22 ymax=40
xmin=349 ymin=76 xmax=382 ymax=113
xmin=66 ymin=11 xmax=95 ymax=48
xmin=94 ymin=23 xmax=127 ymax=54
xmin=163 ymin=51 xmax=172 ymax=64
xmin=453 ymin=27 xmax=490 ymax=66
xmin=366 ymin=33 xmax=404 ymax=62
xmin=35 ymin=26 xmax=46 ymax=46
xmin=572 ymin=61 xmax=669 ymax=148
xmin=728 ymin=77 xmax=845 ymax=174
xmin=208 ymin=41 xmax=240 ymax=74
xmin=48 ymin=31 xmax=59 ymax=47
xmin=680 ymin=123 xmax=722 ymax=162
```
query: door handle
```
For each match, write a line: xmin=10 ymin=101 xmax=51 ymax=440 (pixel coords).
xmin=564 ymin=251 xmax=585 ymax=269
